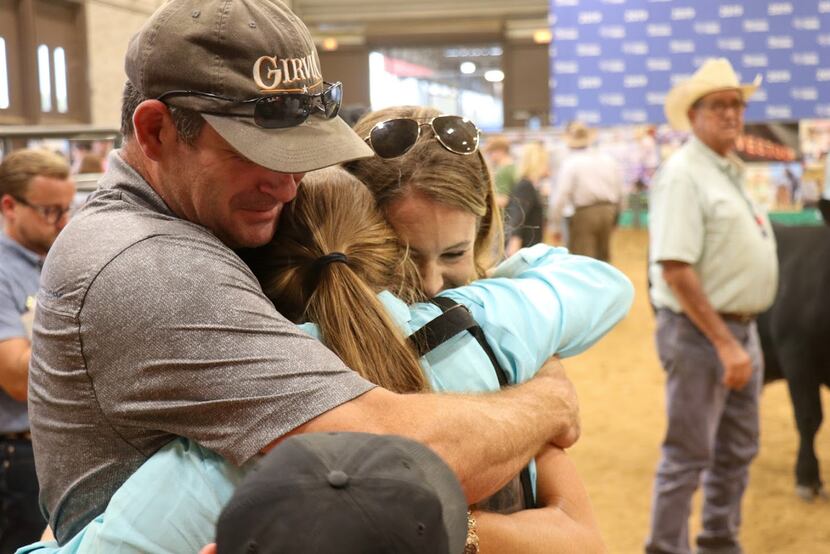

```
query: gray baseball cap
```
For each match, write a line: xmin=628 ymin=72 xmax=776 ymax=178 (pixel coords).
xmin=125 ymin=0 xmax=372 ymax=173
xmin=215 ymin=433 xmax=468 ymax=554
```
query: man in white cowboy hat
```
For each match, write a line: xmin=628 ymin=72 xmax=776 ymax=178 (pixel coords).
xmin=549 ymin=120 xmax=624 ymax=262
xmin=645 ymin=58 xmax=778 ymax=554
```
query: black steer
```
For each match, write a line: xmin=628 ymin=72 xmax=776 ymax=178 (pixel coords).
xmin=757 ymin=198 xmax=830 ymax=501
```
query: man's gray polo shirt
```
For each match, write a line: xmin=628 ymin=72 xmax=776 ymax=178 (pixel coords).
xmin=28 ymin=151 xmax=375 ymax=544
xmin=0 ymin=234 xmax=42 ymax=432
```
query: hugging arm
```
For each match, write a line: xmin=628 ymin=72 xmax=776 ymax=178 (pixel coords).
xmin=473 ymin=446 xmax=606 ymax=553
xmin=280 ymin=356 xmax=578 ymax=505
xmin=443 ymin=244 xmax=634 ymax=382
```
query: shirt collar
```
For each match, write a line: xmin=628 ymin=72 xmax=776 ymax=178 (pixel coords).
xmin=0 ymin=233 xmax=43 ymax=268
xmin=689 ymin=136 xmax=744 ymax=183
xmin=96 ymin=150 xmax=176 ymax=217
xmin=377 ymin=290 xmax=412 ymax=330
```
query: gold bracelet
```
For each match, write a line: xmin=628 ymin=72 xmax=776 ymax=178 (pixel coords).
xmin=464 ymin=510 xmax=480 ymax=554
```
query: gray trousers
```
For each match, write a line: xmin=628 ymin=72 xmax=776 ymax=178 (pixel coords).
xmin=646 ymin=310 xmax=763 ymax=554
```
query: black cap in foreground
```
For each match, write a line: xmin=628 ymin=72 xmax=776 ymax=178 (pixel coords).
xmin=215 ymin=432 xmax=468 ymax=554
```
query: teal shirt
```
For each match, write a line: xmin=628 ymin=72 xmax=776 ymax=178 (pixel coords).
xmin=19 ymin=245 xmax=634 ymax=554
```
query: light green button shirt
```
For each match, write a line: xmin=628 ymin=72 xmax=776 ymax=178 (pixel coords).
xmin=648 ymin=137 xmax=778 ymax=314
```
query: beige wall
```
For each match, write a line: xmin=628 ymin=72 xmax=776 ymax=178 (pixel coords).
xmin=85 ymin=0 xmax=161 ymax=126
xmin=80 ymin=1 xmax=548 ymax=129
xmin=81 ymin=0 xmax=294 ymax=126
xmin=318 ymin=47 xmax=371 ymax=109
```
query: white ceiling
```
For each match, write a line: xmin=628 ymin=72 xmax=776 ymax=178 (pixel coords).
xmin=293 ymin=0 xmax=547 ymax=24
xmin=291 ymin=0 xmax=549 ymax=42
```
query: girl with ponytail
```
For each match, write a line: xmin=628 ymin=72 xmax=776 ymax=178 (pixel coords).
xmin=244 ymin=166 xmax=633 ymax=553
xmin=249 ymin=165 xmax=427 ymax=394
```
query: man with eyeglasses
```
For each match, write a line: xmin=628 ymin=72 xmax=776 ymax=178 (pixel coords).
xmin=0 ymin=148 xmax=75 ymax=550
xmin=646 ymin=58 xmax=778 ymax=554
xmin=27 ymin=0 xmax=581 ymax=548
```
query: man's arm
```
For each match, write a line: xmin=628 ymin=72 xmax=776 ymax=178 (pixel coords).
xmin=0 ymin=338 xmax=30 ymax=401
xmin=472 ymin=446 xmax=606 ymax=553
xmin=661 ymin=260 xmax=753 ymax=389
xmin=276 ymin=357 xmax=579 ymax=504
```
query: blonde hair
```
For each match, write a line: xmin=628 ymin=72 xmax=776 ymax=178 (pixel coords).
xmin=345 ymin=105 xmax=503 ymax=277
xmin=0 ymin=149 xmax=70 ymax=198
xmin=517 ymin=141 xmax=550 ymax=184
xmin=246 ymin=167 xmax=429 ymax=393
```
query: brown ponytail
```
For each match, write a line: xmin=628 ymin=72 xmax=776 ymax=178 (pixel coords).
xmin=246 ymin=167 xmax=429 ymax=393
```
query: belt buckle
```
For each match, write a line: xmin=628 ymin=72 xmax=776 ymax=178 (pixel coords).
xmin=719 ymin=312 xmax=755 ymax=325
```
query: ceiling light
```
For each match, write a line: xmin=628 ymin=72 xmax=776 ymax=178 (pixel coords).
xmin=533 ymin=29 xmax=553 ymax=44
xmin=460 ymin=62 xmax=476 ymax=74
xmin=484 ymin=69 xmax=505 ymax=82
xmin=321 ymin=37 xmax=338 ymax=51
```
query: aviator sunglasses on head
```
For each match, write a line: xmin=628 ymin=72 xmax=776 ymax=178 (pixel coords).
xmin=364 ymin=115 xmax=481 ymax=159
xmin=156 ymin=81 xmax=342 ymax=129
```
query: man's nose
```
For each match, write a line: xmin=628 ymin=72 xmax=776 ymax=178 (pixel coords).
xmin=420 ymin=262 xmax=445 ymax=298
xmin=259 ymin=172 xmax=302 ymax=201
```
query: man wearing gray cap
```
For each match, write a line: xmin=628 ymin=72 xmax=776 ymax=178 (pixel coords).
xmin=27 ymin=0 xmax=580 ymax=546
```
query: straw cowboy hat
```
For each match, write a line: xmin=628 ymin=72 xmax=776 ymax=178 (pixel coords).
xmin=565 ymin=121 xmax=596 ymax=149
xmin=664 ymin=58 xmax=762 ymax=131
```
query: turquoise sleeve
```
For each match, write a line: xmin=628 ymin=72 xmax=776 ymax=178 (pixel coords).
xmin=16 ymin=439 xmax=252 ymax=554
xmin=435 ymin=245 xmax=634 ymax=383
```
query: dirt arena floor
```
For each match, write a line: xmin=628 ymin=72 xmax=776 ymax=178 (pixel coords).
xmin=562 ymin=228 xmax=830 ymax=554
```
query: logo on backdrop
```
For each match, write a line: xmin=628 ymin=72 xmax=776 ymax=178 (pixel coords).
xmin=551 ymin=0 xmax=829 ymax=126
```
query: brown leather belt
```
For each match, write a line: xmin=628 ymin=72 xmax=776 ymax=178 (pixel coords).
xmin=0 ymin=431 xmax=31 ymax=441
xmin=719 ymin=312 xmax=756 ymax=324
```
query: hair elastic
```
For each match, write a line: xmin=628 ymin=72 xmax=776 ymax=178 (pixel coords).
xmin=311 ymin=252 xmax=348 ymax=271
xmin=307 ymin=252 xmax=349 ymax=292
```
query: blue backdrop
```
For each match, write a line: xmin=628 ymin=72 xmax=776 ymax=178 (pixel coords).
xmin=549 ymin=0 xmax=830 ymax=126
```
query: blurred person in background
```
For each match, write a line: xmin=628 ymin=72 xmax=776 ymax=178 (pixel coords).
xmin=0 ymin=149 xmax=74 ymax=552
xmin=505 ymin=141 xmax=548 ymax=256
xmin=549 ymin=121 xmax=624 ymax=263
xmin=482 ymin=135 xmax=517 ymax=208
xmin=646 ymin=58 xmax=778 ymax=554
xmin=76 ymin=155 xmax=105 ymax=175
xmin=69 ymin=143 xmax=92 ymax=175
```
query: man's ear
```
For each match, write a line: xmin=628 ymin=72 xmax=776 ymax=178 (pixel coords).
xmin=198 ymin=543 xmax=217 ymax=554
xmin=132 ymin=100 xmax=178 ymax=162
xmin=687 ymin=107 xmax=697 ymax=127
xmin=1 ymin=194 xmax=17 ymax=219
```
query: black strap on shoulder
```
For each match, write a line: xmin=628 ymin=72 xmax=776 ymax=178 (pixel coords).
xmin=409 ymin=296 xmax=535 ymax=509
xmin=409 ymin=297 xmax=477 ymax=355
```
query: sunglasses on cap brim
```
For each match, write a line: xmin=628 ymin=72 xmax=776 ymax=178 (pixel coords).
xmin=364 ymin=115 xmax=481 ymax=159
xmin=156 ymin=82 xmax=342 ymax=129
